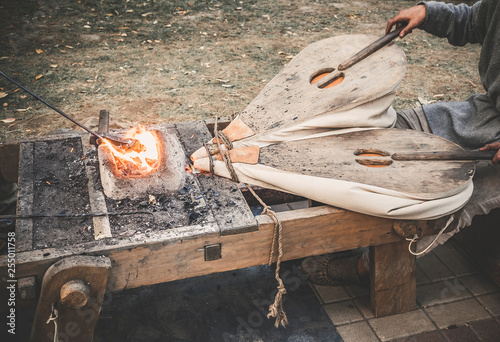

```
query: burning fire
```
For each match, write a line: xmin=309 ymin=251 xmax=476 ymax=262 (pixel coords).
xmin=101 ymin=126 xmax=161 ymax=177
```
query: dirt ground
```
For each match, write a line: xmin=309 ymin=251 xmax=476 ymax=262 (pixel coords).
xmin=0 ymin=0 xmax=481 ymax=143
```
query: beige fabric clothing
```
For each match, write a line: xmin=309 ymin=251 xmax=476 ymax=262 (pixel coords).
xmin=395 ymin=107 xmax=432 ymax=133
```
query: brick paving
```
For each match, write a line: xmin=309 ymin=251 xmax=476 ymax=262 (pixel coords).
xmin=311 ymin=238 xmax=500 ymax=342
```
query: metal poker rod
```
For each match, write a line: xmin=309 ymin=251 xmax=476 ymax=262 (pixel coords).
xmin=0 ymin=69 xmax=135 ymax=147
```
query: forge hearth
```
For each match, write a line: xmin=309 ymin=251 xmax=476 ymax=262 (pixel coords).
xmin=98 ymin=129 xmax=186 ymax=200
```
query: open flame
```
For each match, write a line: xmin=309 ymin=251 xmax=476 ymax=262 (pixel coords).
xmin=101 ymin=126 xmax=161 ymax=177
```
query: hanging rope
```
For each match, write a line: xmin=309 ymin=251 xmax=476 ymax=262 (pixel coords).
xmin=246 ymin=186 xmax=288 ymax=327
xmin=406 ymin=215 xmax=454 ymax=256
xmin=46 ymin=303 xmax=59 ymax=342
xmin=212 ymin=117 xmax=288 ymax=327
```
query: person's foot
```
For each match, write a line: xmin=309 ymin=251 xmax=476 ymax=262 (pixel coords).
xmin=300 ymin=251 xmax=368 ymax=286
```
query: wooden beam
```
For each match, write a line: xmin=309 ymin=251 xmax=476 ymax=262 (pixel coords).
xmin=82 ymin=138 xmax=112 ymax=240
xmin=204 ymin=117 xmax=232 ymax=136
xmin=3 ymin=206 xmax=435 ymax=293
xmin=370 ymin=240 xmax=417 ymax=317
xmin=104 ymin=207 xmax=434 ymax=291
xmin=16 ymin=142 xmax=34 ymax=252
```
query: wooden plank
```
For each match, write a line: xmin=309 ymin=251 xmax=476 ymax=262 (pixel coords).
xmin=2 ymin=221 xmax=220 ymax=285
xmin=2 ymin=206 xmax=436 ymax=321
xmin=3 ymin=206 xmax=431 ymax=289
xmin=175 ymin=120 xmax=257 ymax=235
xmin=82 ymin=139 xmax=112 ymax=240
xmin=369 ymin=240 xmax=417 ymax=317
xmin=204 ymin=116 xmax=232 ymax=135
xmin=0 ymin=130 xmax=86 ymax=146
xmin=175 ymin=120 xmax=212 ymax=157
xmin=106 ymin=207 xmax=435 ymax=291
xmin=16 ymin=142 xmax=34 ymax=252
xmin=30 ymin=255 xmax=111 ymax=342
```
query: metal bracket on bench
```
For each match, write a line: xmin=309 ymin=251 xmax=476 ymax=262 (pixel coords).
xmin=30 ymin=255 xmax=111 ymax=342
xmin=393 ymin=220 xmax=421 ymax=239
xmin=204 ymin=244 xmax=222 ymax=261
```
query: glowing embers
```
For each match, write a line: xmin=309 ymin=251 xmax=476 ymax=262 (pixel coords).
xmin=98 ymin=126 xmax=186 ymax=200
xmin=100 ymin=126 xmax=161 ymax=178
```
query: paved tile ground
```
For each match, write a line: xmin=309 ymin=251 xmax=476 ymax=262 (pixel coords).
xmin=311 ymin=238 xmax=500 ymax=342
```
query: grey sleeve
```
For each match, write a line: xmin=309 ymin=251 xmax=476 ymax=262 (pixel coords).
xmin=420 ymin=1 xmax=486 ymax=46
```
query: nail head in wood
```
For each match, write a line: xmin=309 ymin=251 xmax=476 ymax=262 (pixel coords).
xmin=60 ymin=279 xmax=91 ymax=309
xmin=18 ymin=276 xmax=37 ymax=300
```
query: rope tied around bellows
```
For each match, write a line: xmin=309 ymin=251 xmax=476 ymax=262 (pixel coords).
xmin=213 ymin=117 xmax=288 ymax=328
xmin=213 ymin=117 xmax=239 ymax=182
xmin=203 ymin=142 xmax=215 ymax=177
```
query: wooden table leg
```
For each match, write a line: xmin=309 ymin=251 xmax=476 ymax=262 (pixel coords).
xmin=30 ymin=255 xmax=111 ymax=342
xmin=369 ymin=240 xmax=416 ymax=317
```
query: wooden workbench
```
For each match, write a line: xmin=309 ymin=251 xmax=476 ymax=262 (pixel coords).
xmin=0 ymin=120 xmax=437 ymax=341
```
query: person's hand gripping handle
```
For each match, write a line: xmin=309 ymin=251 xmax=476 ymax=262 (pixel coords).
xmin=386 ymin=4 xmax=427 ymax=37
xmin=480 ymin=143 xmax=500 ymax=165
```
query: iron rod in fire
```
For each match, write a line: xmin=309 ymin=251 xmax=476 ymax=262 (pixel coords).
xmin=0 ymin=69 xmax=105 ymax=141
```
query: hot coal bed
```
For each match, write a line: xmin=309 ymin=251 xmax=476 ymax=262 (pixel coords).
xmin=24 ymin=125 xmax=220 ymax=249
xmin=98 ymin=126 xmax=211 ymax=237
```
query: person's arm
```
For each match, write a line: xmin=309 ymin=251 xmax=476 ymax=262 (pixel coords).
xmin=480 ymin=142 xmax=500 ymax=165
xmin=386 ymin=1 xmax=486 ymax=45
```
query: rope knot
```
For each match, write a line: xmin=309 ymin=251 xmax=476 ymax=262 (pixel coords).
xmin=267 ymin=283 xmax=289 ymax=327
xmin=262 ymin=205 xmax=272 ymax=214
xmin=243 ymin=184 xmax=288 ymax=328
xmin=46 ymin=303 xmax=59 ymax=342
